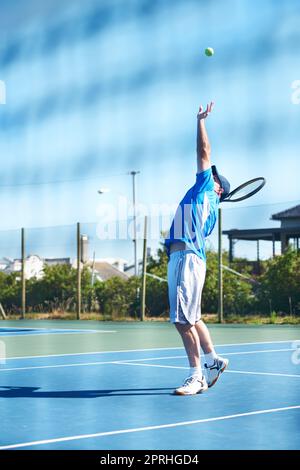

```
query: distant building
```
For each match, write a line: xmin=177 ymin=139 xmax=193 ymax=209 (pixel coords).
xmin=1 ymin=255 xmax=44 ymax=279
xmin=0 ymin=254 xmax=129 ymax=282
xmin=0 ymin=257 xmax=11 ymax=271
xmin=89 ymin=261 xmax=129 ymax=282
xmin=223 ymin=204 xmax=300 ymax=264
xmin=0 ymin=255 xmax=71 ymax=279
xmin=45 ymin=258 xmax=71 ymax=266
xmin=98 ymin=257 xmax=127 ymax=273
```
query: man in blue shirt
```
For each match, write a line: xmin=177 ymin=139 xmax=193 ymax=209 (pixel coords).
xmin=165 ymin=102 xmax=230 ymax=395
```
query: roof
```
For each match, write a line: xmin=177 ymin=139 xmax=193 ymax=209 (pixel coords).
xmin=223 ymin=226 xmax=300 ymax=241
xmin=89 ymin=262 xmax=129 ymax=281
xmin=45 ymin=258 xmax=71 ymax=265
xmin=271 ymin=204 xmax=300 ymax=220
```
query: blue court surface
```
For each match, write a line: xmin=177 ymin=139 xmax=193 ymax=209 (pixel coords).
xmin=0 ymin=324 xmax=300 ymax=450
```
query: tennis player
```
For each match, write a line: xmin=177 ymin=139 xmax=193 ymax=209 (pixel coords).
xmin=165 ymin=102 xmax=230 ymax=395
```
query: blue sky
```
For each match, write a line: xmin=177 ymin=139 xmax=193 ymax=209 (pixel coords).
xmin=0 ymin=0 xmax=299 ymax=262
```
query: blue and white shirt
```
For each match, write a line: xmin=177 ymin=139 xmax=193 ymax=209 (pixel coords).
xmin=165 ymin=167 xmax=219 ymax=261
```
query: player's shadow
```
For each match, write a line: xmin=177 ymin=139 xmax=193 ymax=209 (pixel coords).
xmin=0 ymin=386 xmax=175 ymax=398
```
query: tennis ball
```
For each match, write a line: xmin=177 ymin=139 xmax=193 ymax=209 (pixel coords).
xmin=205 ymin=47 xmax=214 ymax=57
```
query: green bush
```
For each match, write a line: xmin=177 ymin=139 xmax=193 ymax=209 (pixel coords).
xmin=0 ymin=272 xmax=21 ymax=311
xmin=257 ymin=248 xmax=300 ymax=315
xmin=94 ymin=276 xmax=140 ymax=319
xmin=0 ymin=246 xmax=298 ymax=318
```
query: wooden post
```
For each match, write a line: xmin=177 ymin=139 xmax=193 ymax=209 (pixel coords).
xmin=229 ymin=235 xmax=234 ymax=264
xmin=21 ymin=228 xmax=26 ymax=319
xmin=77 ymin=223 xmax=81 ymax=320
xmin=140 ymin=216 xmax=148 ymax=322
xmin=272 ymin=234 xmax=276 ymax=257
xmin=218 ymin=208 xmax=223 ymax=323
xmin=256 ymin=239 xmax=260 ymax=274
xmin=91 ymin=251 xmax=96 ymax=286
xmin=288 ymin=297 xmax=293 ymax=316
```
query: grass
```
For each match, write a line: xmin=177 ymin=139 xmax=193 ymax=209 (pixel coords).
xmin=205 ymin=314 xmax=300 ymax=325
xmin=1 ymin=312 xmax=300 ymax=324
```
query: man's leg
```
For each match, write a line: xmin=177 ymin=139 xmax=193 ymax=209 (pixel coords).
xmin=195 ymin=320 xmax=229 ymax=388
xmin=173 ymin=323 xmax=208 ymax=395
xmin=175 ymin=323 xmax=201 ymax=369
xmin=194 ymin=320 xmax=216 ymax=355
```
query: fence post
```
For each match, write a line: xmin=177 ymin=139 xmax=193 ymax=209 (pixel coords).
xmin=21 ymin=228 xmax=26 ymax=319
xmin=77 ymin=223 xmax=81 ymax=320
xmin=218 ymin=208 xmax=223 ymax=323
xmin=140 ymin=216 xmax=148 ymax=321
xmin=289 ymin=296 xmax=293 ymax=316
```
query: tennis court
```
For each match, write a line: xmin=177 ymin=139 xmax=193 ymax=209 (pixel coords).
xmin=0 ymin=321 xmax=299 ymax=450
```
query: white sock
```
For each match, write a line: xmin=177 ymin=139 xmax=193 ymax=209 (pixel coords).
xmin=189 ymin=366 xmax=201 ymax=378
xmin=205 ymin=352 xmax=218 ymax=367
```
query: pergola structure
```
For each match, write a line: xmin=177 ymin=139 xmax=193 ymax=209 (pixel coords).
xmin=223 ymin=204 xmax=300 ymax=264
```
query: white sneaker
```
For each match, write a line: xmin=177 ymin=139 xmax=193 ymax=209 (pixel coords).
xmin=174 ymin=375 xmax=208 ymax=395
xmin=204 ymin=357 xmax=229 ymax=388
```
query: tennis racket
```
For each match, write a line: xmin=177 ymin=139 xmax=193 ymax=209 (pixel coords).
xmin=222 ymin=177 xmax=266 ymax=202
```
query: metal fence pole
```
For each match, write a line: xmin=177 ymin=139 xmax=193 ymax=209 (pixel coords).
xmin=21 ymin=227 xmax=26 ymax=319
xmin=77 ymin=223 xmax=81 ymax=320
xmin=140 ymin=216 xmax=148 ymax=321
xmin=218 ymin=208 xmax=224 ymax=323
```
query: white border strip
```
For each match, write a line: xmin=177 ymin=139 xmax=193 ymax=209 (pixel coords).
xmin=1 ymin=405 xmax=299 ymax=450
xmin=4 ymin=339 xmax=299 ymax=361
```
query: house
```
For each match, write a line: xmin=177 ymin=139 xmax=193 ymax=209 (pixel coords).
xmin=88 ymin=260 xmax=129 ymax=282
xmin=0 ymin=254 xmax=129 ymax=282
xmin=0 ymin=258 xmax=11 ymax=272
xmin=45 ymin=258 xmax=71 ymax=266
xmin=223 ymin=204 xmax=300 ymax=263
xmin=0 ymin=255 xmax=44 ymax=279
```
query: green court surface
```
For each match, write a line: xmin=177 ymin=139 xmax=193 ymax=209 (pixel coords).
xmin=1 ymin=320 xmax=300 ymax=358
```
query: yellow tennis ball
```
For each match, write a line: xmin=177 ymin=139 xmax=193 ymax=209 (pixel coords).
xmin=205 ymin=47 xmax=214 ymax=57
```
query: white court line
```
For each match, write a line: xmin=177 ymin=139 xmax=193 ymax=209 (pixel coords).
xmin=0 ymin=327 xmax=105 ymax=332
xmin=116 ymin=362 xmax=300 ymax=378
xmin=0 ymin=360 xmax=119 ymax=372
xmin=227 ymin=369 xmax=300 ymax=379
xmin=0 ymin=330 xmax=117 ymax=337
xmin=4 ymin=339 xmax=299 ymax=361
xmin=116 ymin=361 xmax=188 ymax=370
xmin=0 ymin=405 xmax=299 ymax=450
xmin=114 ymin=348 xmax=294 ymax=363
xmin=0 ymin=347 xmax=297 ymax=373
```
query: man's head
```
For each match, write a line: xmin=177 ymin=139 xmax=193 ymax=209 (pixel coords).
xmin=211 ymin=165 xmax=230 ymax=202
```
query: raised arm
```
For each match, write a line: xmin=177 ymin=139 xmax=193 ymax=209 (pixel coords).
xmin=196 ymin=102 xmax=214 ymax=173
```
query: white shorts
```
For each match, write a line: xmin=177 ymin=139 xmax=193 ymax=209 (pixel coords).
xmin=167 ymin=250 xmax=206 ymax=325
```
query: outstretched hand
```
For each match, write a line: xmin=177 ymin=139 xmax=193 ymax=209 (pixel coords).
xmin=197 ymin=102 xmax=214 ymax=120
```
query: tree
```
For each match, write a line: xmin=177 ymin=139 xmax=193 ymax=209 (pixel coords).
xmin=257 ymin=249 xmax=300 ymax=314
xmin=94 ymin=276 xmax=140 ymax=319
xmin=26 ymin=264 xmax=92 ymax=313
xmin=0 ymin=272 xmax=21 ymax=312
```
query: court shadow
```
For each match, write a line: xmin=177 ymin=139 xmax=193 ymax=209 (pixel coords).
xmin=0 ymin=386 xmax=175 ymax=398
